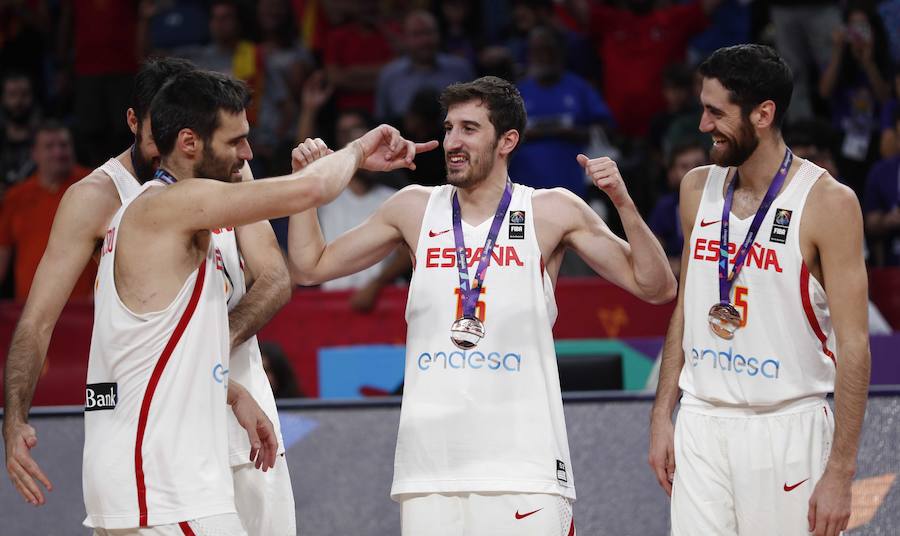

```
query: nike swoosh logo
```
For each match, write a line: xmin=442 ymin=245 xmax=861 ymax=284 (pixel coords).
xmin=515 ymin=508 xmax=542 ymax=520
xmin=428 ymin=229 xmax=451 ymax=237
xmin=784 ymin=478 xmax=809 ymax=492
xmin=700 ymin=219 xmax=721 ymax=227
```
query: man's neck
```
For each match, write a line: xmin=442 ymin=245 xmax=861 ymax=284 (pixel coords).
xmin=410 ymin=55 xmax=438 ymax=70
xmin=158 ymin=158 xmax=192 ymax=182
xmin=735 ymin=135 xmax=789 ymax=194
xmin=456 ymin=168 xmax=509 ymax=220
xmin=118 ymin=146 xmax=136 ymax=176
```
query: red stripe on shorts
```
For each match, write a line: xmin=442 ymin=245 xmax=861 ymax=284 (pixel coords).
xmin=568 ymin=518 xmax=575 ymax=536
xmin=799 ymin=262 xmax=835 ymax=364
xmin=134 ymin=260 xmax=207 ymax=526
xmin=179 ymin=521 xmax=197 ymax=535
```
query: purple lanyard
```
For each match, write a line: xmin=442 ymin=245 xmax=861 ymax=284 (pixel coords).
xmin=451 ymin=181 xmax=513 ymax=318
xmin=154 ymin=168 xmax=177 ymax=184
xmin=718 ymin=149 xmax=792 ymax=304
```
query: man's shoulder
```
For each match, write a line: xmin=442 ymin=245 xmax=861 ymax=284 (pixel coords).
xmin=806 ymin=170 xmax=860 ymax=225
xmin=62 ymin=168 xmax=122 ymax=212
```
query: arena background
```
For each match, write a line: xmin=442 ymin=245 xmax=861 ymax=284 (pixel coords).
xmin=1 ymin=391 xmax=898 ymax=536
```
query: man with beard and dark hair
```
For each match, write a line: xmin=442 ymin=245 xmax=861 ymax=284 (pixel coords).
xmin=3 ymin=57 xmax=195 ymax=511
xmin=47 ymin=69 xmax=428 ymax=534
xmin=1 ymin=59 xmax=385 ymax=535
xmin=287 ymin=75 xmax=675 ymax=535
xmin=648 ymin=44 xmax=870 ymax=536
xmin=0 ymin=72 xmax=41 ymax=189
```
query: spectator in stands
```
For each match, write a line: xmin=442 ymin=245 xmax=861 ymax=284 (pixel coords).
xmin=0 ymin=2 xmax=48 ymax=102
xmin=252 ymin=0 xmax=314 ymax=176
xmin=878 ymin=70 xmax=900 ymax=159
xmin=323 ymin=2 xmax=397 ymax=114
xmin=402 ymin=88 xmax=446 ymax=188
xmin=58 ymin=0 xmax=137 ymax=166
xmin=438 ymin=0 xmax=481 ymax=68
xmin=509 ymin=26 xmax=612 ymax=199
xmin=313 ymin=110 xmax=411 ymax=308
xmin=137 ymin=0 xmax=209 ymax=55
xmin=648 ymin=141 xmax=709 ymax=278
xmin=0 ymin=122 xmax=92 ymax=302
xmin=648 ymin=64 xmax=701 ymax=155
xmin=569 ymin=0 xmax=720 ymax=137
xmin=769 ymin=0 xmax=842 ymax=122
xmin=863 ymin=108 xmax=900 ymax=267
xmin=296 ymin=80 xmax=411 ymax=310
xmin=819 ymin=3 xmax=893 ymax=197
xmin=0 ymin=73 xmax=41 ymax=192
xmin=375 ymin=10 xmax=474 ymax=125
xmin=785 ymin=118 xmax=842 ymax=181
xmin=260 ymin=341 xmax=303 ymax=398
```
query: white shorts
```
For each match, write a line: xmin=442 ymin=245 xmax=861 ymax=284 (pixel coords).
xmin=671 ymin=398 xmax=834 ymax=536
xmin=232 ymin=453 xmax=297 ymax=536
xmin=400 ymin=492 xmax=575 ymax=536
xmin=92 ymin=514 xmax=246 ymax=536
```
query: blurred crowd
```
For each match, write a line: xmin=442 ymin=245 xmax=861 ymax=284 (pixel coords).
xmin=2 ymin=0 xmax=900 ymax=306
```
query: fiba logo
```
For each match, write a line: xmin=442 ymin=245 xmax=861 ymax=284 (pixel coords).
xmin=417 ymin=350 xmax=522 ymax=372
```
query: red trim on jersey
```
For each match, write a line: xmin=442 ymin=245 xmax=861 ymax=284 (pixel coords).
xmin=179 ymin=521 xmax=197 ymax=535
xmin=800 ymin=262 xmax=835 ymax=364
xmin=568 ymin=518 xmax=575 ymax=536
xmin=134 ymin=260 xmax=208 ymax=527
xmin=540 ymin=257 xmax=545 ymax=278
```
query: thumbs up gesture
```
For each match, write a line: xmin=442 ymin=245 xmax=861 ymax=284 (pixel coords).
xmin=577 ymin=154 xmax=630 ymax=207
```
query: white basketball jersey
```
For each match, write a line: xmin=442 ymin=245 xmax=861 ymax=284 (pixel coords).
xmin=84 ymin=183 xmax=234 ymax=529
xmin=392 ymin=183 xmax=575 ymax=500
xmin=99 ymin=157 xmax=141 ymax=201
xmin=680 ymin=160 xmax=836 ymax=408
xmin=212 ymin=226 xmax=286 ymax=463
xmin=100 ymin=159 xmax=285 ymax=464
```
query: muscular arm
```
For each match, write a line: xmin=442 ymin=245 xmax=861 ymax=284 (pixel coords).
xmin=814 ymin=181 xmax=871 ymax=477
xmin=227 ymin=167 xmax=292 ymax=349
xmin=231 ymin=221 xmax=292 ymax=349
xmin=647 ymin=167 xmax=706 ymax=495
xmin=804 ymin=177 xmax=870 ymax=534
xmin=3 ymin=177 xmax=117 ymax=503
xmin=288 ymin=186 xmax=423 ymax=285
xmin=560 ymin=156 xmax=677 ymax=303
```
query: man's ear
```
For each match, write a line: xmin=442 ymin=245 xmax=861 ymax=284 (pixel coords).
xmin=177 ymin=129 xmax=201 ymax=158
xmin=127 ymin=108 xmax=139 ymax=136
xmin=498 ymin=129 xmax=520 ymax=159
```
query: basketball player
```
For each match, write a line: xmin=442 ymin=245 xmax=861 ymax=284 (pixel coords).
xmin=2 ymin=58 xmax=299 ymax=536
xmin=287 ymin=76 xmax=676 ymax=536
xmin=86 ymin=69 xmax=428 ymax=535
xmin=647 ymin=45 xmax=870 ymax=536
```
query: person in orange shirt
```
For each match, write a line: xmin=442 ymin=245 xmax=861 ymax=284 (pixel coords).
xmin=0 ymin=121 xmax=92 ymax=302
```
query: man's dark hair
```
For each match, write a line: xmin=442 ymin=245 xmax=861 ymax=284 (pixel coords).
xmin=131 ymin=57 xmax=196 ymax=124
xmin=666 ymin=139 xmax=708 ymax=168
xmin=150 ymin=70 xmax=250 ymax=156
xmin=439 ymin=76 xmax=526 ymax=143
xmin=662 ymin=63 xmax=694 ymax=90
xmin=34 ymin=119 xmax=70 ymax=138
xmin=697 ymin=44 xmax=793 ymax=130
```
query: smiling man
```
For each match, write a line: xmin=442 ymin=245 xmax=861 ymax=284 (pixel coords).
xmin=648 ymin=44 xmax=870 ymax=536
xmin=287 ymin=76 xmax=675 ymax=536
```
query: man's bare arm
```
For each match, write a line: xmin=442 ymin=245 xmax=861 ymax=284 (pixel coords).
xmin=561 ymin=156 xmax=677 ymax=304
xmin=3 ymin=176 xmax=118 ymax=504
xmin=806 ymin=178 xmax=870 ymax=535
xmin=647 ymin=166 xmax=707 ymax=496
xmin=139 ymin=126 xmax=431 ymax=237
xmin=288 ymin=185 xmax=426 ymax=285
xmin=231 ymin=221 xmax=292 ymax=348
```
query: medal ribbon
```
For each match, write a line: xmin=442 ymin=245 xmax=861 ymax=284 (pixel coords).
xmin=718 ymin=149 xmax=792 ymax=305
xmin=154 ymin=168 xmax=178 ymax=184
xmin=452 ymin=181 xmax=513 ymax=319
